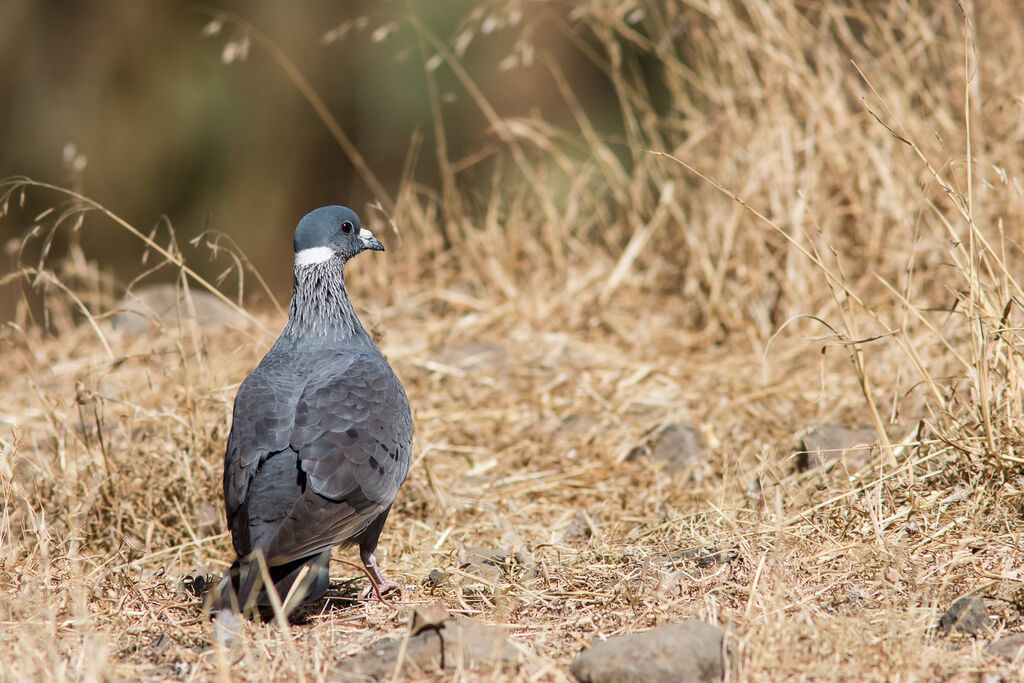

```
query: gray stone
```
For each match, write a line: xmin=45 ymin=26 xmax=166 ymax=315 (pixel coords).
xmin=147 ymin=633 xmax=171 ymax=656
xmin=651 ymin=547 xmax=738 ymax=569
xmin=460 ymin=546 xmax=511 ymax=586
xmin=424 ymin=569 xmax=451 ymax=592
xmin=795 ymin=426 xmax=878 ymax=471
xmin=428 ymin=342 xmax=507 ymax=372
xmin=336 ymin=612 xmax=520 ymax=679
xmin=987 ymin=633 xmax=1024 ymax=660
xmin=109 ymin=284 xmax=245 ymax=335
xmin=211 ymin=609 xmax=242 ymax=648
xmin=562 ymin=511 xmax=602 ymax=542
xmin=570 ymin=619 xmax=724 ymax=683
xmin=460 ymin=546 xmax=512 ymax=568
xmin=409 ymin=601 xmax=449 ymax=634
xmin=939 ymin=596 xmax=989 ymax=635
xmin=627 ymin=424 xmax=705 ymax=473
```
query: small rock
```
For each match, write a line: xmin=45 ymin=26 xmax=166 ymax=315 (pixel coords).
xmin=680 ymin=546 xmax=738 ymax=568
xmin=939 ymin=596 xmax=989 ymax=635
xmin=650 ymin=547 xmax=738 ymax=569
xmin=570 ymin=619 xmax=725 ymax=683
xmin=410 ymin=601 xmax=449 ymax=635
xmin=987 ymin=633 xmax=1024 ymax=661
xmin=211 ymin=609 xmax=242 ymax=648
xmin=194 ymin=503 xmax=220 ymax=534
xmin=428 ymin=342 xmax=507 ymax=372
xmin=560 ymin=413 xmax=600 ymax=437
xmin=794 ymin=426 xmax=878 ymax=471
xmin=561 ymin=511 xmax=602 ymax=542
xmin=627 ymin=424 xmax=705 ymax=473
xmin=513 ymin=547 xmax=536 ymax=573
xmin=425 ymin=569 xmax=451 ymax=592
xmin=461 ymin=547 xmax=512 ymax=568
xmin=336 ymin=613 xmax=520 ymax=679
xmin=460 ymin=547 xmax=510 ymax=587
xmin=109 ymin=284 xmax=245 ymax=335
xmin=147 ymin=633 xmax=171 ymax=657
xmin=695 ymin=550 xmax=736 ymax=567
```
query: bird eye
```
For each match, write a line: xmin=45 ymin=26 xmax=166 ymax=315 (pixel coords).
xmin=341 ymin=221 xmax=354 ymax=234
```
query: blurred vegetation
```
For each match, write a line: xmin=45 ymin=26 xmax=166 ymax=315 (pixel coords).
xmin=0 ymin=0 xmax=611 ymax=319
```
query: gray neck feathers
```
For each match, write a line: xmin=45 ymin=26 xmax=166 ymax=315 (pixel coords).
xmin=281 ymin=258 xmax=371 ymax=344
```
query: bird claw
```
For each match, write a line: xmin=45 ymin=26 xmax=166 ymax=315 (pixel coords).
xmin=366 ymin=575 xmax=403 ymax=602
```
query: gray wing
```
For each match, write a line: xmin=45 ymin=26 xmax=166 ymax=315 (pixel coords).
xmin=223 ymin=354 xmax=305 ymax=554
xmin=267 ymin=349 xmax=413 ymax=564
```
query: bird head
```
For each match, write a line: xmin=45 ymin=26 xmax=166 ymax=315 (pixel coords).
xmin=293 ymin=206 xmax=384 ymax=267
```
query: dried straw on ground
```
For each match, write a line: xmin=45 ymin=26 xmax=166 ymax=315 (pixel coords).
xmin=3 ymin=2 xmax=1024 ymax=680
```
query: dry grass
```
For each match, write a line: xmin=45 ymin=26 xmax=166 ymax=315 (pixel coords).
xmin=4 ymin=1 xmax=1024 ymax=680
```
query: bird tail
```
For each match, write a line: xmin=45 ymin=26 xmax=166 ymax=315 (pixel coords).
xmin=212 ymin=549 xmax=331 ymax=619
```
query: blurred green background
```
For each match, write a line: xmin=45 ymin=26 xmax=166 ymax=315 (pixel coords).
xmin=0 ymin=1 xmax=611 ymax=321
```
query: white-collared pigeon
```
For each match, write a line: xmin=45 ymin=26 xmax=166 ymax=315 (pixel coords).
xmin=215 ymin=206 xmax=413 ymax=618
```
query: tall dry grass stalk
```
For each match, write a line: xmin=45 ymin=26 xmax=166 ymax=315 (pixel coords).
xmin=3 ymin=1 xmax=1024 ymax=679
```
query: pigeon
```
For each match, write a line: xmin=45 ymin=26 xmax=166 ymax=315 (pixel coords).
xmin=215 ymin=205 xmax=413 ymax=619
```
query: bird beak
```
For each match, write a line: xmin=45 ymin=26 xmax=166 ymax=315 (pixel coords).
xmin=359 ymin=228 xmax=385 ymax=252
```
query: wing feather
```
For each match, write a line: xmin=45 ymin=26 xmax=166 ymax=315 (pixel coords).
xmin=223 ymin=344 xmax=412 ymax=566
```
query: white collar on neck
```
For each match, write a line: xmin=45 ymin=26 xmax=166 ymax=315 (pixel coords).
xmin=294 ymin=246 xmax=335 ymax=267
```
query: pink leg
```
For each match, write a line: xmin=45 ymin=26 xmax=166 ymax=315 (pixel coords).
xmin=360 ymin=548 xmax=401 ymax=600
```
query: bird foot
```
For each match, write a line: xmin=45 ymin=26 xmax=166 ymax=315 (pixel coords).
xmin=367 ymin=575 xmax=403 ymax=602
xmin=360 ymin=548 xmax=402 ymax=602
